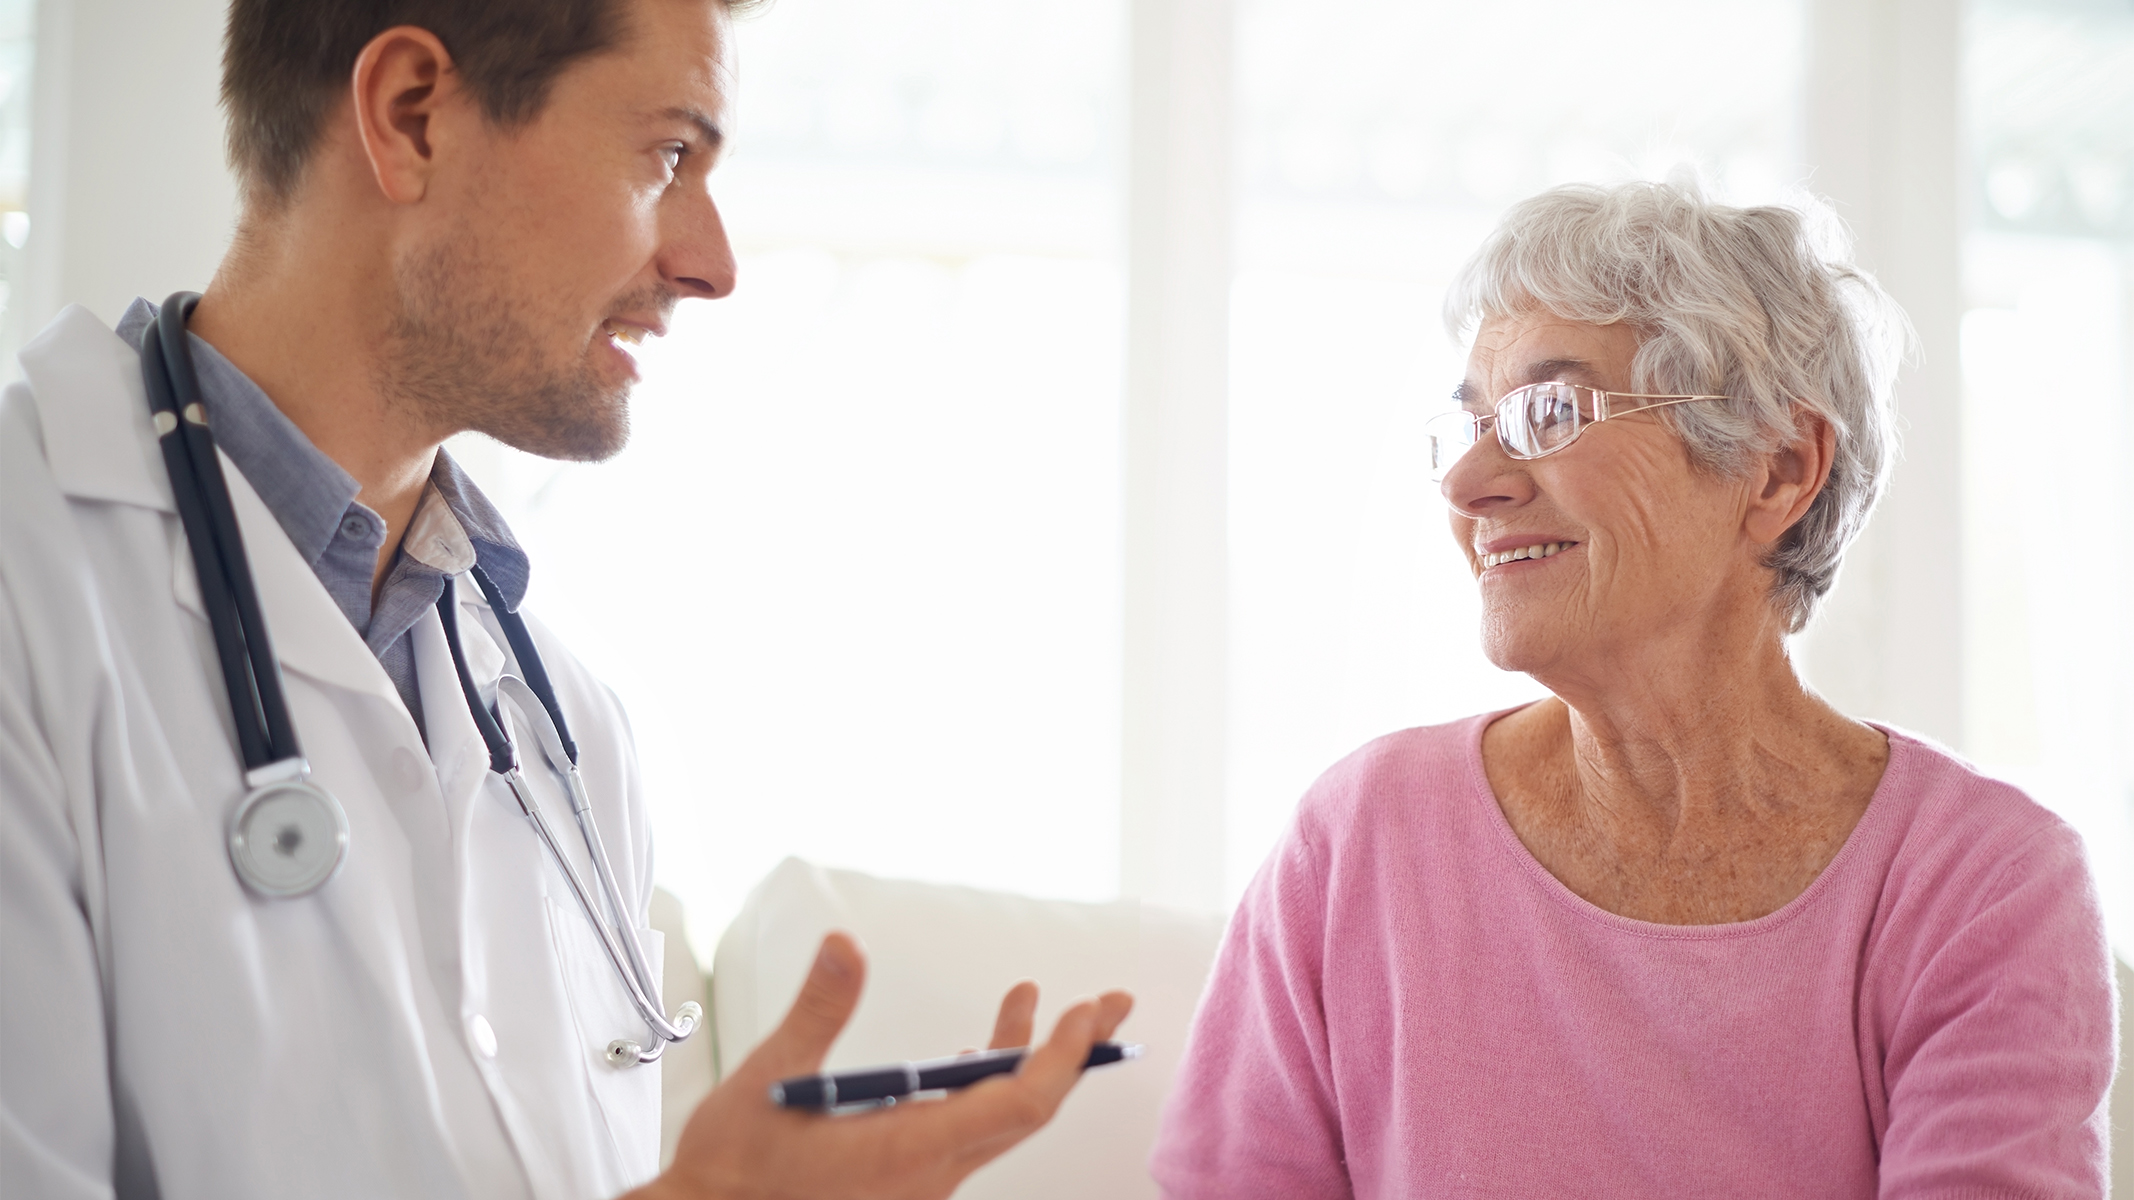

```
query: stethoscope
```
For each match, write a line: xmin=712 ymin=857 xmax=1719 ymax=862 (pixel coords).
xmin=140 ymin=292 xmax=699 ymax=1066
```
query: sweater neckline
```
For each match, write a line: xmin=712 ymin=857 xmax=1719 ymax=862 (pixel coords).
xmin=1461 ymin=705 xmax=1914 ymax=940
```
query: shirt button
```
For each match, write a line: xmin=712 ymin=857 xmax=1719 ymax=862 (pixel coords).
xmin=467 ymin=1013 xmax=498 ymax=1058
xmin=340 ymin=515 xmax=371 ymax=540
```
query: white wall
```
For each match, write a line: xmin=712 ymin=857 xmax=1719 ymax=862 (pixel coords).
xmin=1793 ymin=0 xmax=1966 ymax=747
xmin=1119 ymin=0 xmax=1233 ymax=912
xmin=18 ymin=0 xmax=236 ymax=345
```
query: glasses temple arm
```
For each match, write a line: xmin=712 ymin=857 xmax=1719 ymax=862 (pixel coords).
xmin=1598 ymin=392 xmax=1732 ymax=420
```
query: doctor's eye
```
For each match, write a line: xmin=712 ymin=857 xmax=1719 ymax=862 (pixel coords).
xmin=660 ymin=143 xmax=687 ymax=175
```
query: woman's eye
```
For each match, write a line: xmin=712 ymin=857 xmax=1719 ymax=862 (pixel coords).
xmin=661 ymin=144 xmax=686 ymax=174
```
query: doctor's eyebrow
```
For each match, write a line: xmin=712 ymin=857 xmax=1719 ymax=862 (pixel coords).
xmin=659 ymin=105 xmax=725 ymax=150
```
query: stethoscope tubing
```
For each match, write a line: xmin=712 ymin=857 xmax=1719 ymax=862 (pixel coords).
xmin=497 ymin=671 xmax=698 ymax=1053
xmin=142 ymin=293 xmax=305 ymax=778
xmin=446 ymin=569 xmax=691 ymax=1050
xmin=460 ymin=570 xmax=656 ymax=1010
xmin=558 ymin=756 xmax=678 ymax=1037
xmin=502 ymin=765 xmax=685 ymax=1063
xmin=440 ymin=575 xmax=700 ymax=1063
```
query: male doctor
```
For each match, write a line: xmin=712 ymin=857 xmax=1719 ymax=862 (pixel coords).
xmin=0 ymin=0 xmax=1131 ymax=1196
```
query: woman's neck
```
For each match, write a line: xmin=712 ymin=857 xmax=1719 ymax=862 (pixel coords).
xmin=1482 ymin=636 xmax=1889 ymax=925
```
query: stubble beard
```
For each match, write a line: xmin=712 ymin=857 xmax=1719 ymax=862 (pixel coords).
xmin=380 ymin=234 xmax=645 ymax=463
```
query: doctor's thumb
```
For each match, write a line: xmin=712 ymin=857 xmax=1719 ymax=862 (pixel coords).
xmin=748 ymin=932 xmax=868 ymax=1081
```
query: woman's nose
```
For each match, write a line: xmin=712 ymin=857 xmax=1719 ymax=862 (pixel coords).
xmin=1440 ymin=430 xmax=1534 ymax=517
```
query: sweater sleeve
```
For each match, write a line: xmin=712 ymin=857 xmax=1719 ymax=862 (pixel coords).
xmin=1877 ymin=820 xmax=2115 ymax=1199
xmin=1149 ymin=813 xmax=1351 ymax=1200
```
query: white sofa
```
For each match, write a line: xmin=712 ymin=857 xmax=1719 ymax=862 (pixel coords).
xmin=654 ymin=860 xmax=1227 ymax=1197
xmin=655 ymin=867 xmax=2134 ymax=1197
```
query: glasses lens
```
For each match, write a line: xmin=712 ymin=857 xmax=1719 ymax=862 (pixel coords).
xmin=1424 ymin=411 xmax=1482 ymax=481
xmin=1500 ymin=383 xmax=1585 ymax=458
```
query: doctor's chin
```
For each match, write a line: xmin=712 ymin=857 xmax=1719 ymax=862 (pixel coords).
xmin=1 ymin=0 xmax=2128 ymax=1197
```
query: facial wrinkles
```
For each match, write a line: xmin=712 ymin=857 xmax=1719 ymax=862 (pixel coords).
xmin=1471 ymin=427 xmax=1697 ymax=676
xmin=1588 ymin=434 xmax=1749 ymax=664
xmin=1586 ymin=432 xmax=1677 ymax=606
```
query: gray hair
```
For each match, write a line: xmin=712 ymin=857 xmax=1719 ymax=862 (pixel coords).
xmin=1443 ymin=180 xmax=1909 ymax=633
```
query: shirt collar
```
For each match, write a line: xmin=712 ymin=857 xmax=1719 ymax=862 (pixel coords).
xmin=116 ymin=296 xmax=356 ymax=568
xmin=429 ymin=449 xmax=528 ymax=609
xmin=114 ymin=297 xmax=533 ymax=609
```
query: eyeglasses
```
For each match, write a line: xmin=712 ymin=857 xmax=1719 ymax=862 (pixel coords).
xmin=1424 ymin=382 xmax=1734 ymax=482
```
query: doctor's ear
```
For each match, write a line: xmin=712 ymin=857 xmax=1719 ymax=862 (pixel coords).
xmin=349 ymin=26 xmax=460 ymax=205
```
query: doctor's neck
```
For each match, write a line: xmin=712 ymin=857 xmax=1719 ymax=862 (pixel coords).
xmin=190 ymin=194 xmax=442 ymax=605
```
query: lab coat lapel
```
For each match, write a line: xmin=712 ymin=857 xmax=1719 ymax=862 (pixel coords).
xmin=168 ymin=449 xmax=402 ymax=705
xmin=18 ymin=305 xmax=174 ymax=511
xmin=18 ymin=302 xmax=398 ymax=705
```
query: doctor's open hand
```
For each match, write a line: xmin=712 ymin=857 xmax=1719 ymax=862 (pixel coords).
xmin=627 ymin=933 xmax=1135 ymax=1200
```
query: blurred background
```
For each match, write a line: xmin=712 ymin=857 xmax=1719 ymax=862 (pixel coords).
xmin=4 ymin=0 xmax=2128 ymax=971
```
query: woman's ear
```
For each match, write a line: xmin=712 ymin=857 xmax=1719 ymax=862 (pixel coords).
xmin=1744 ymin=409 xmax=1836 ymax=545
xmin=349 ymin=26 xmax=459 ymax=205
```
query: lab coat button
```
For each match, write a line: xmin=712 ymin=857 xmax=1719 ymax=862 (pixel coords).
xmin=467 ymin=1013 xmax=498 ymax=1058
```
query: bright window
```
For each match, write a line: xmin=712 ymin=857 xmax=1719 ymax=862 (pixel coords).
xmin=1960 ymin=0 xmax=2134 ymax=956
xmin=453 ymin=0 xmax=1128 ymax=955
xmin=1226 ymin=0 xmax=1807 ymax=896
xmin=0 ymin=0 xmax=33 ymax=366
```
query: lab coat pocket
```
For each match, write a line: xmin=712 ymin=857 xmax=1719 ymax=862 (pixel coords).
xmin=544 ymin=896 xmax=664 ymax=1186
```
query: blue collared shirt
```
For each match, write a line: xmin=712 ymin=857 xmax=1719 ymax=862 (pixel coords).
xmin=116 ymin=298 xmax=531 ymax=737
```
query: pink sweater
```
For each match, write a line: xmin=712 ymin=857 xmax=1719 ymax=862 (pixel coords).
xmin=1151 ymin=714 xmax=2116 ymax=1198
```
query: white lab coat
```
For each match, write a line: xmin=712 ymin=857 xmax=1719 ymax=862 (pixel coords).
xmin=0 ymin=307 xmax=665 ymax=1200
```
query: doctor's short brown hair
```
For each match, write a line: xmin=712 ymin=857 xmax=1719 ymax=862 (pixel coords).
xmin=220 ymin=0 xmax=746 ymax=209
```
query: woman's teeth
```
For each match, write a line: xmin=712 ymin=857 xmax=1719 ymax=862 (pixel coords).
xmin=1480 ymin=541 xmax=1574 ymax=569
xmin=604 ymin=320 xmax=646 ymax=346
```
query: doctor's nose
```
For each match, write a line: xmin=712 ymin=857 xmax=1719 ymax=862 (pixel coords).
xmin=663 ymin=192 xmax=737 ymax=301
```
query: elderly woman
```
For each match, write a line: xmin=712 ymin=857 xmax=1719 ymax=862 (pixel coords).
xmin=1150 ymin=183 xmax=2114 ymax=1197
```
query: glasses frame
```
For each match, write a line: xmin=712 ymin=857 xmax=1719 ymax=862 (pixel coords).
xmin=1428 ymin=382 xmax=1734 ymax=477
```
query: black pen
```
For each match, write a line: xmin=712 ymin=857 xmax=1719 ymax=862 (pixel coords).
xmin=769 ymin=1042 xmax=1142 ymax=1110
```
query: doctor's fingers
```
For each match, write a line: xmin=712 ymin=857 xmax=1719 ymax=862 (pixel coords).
xmin=984 ymin=980 xmax=1039 ymax=1051
xmin=737 ymin=932 xmax=868 ymax=1082
xmin=900 ymin=990 xmax=1136 ymax=1170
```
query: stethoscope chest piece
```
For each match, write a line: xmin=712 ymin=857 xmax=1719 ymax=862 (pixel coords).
xmin=228 ymin=777 xmax=349 ymax=898
xmin=142 ymin=292 xmax=347 ymax=901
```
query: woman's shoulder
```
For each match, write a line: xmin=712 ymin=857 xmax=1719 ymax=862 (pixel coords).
xmin=1875 ymin=727 xmax=2073 ymax=842
xmin=1290 ymin=709 xmax=1507 ymax=851
xmin=1864 ymin=726 xmax=2093 ymax=917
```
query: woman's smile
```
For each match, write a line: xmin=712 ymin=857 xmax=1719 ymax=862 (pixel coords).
xmin=1477 ymin=539 xmax=1580 ymax=572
